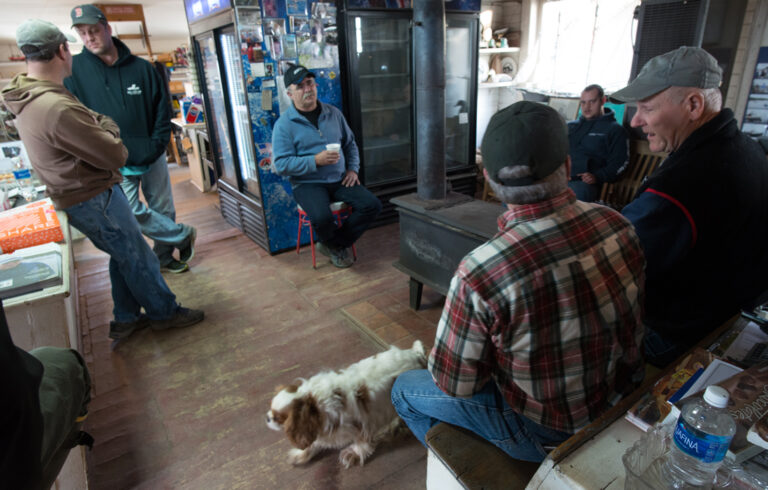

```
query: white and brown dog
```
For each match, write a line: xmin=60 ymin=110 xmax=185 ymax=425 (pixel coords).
xmin=266 ymin=340 xmax=426 ymax=468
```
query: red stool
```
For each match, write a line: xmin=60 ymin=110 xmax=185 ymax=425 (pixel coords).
xmin=296 ymin=202 xmax=357 ymax=268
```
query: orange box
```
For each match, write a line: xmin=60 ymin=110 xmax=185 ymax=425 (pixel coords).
xmin=0 ymin=199 xmax=63 ymax=254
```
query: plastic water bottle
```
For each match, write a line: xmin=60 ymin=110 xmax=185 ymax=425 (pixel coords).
xmin=11 ymin=156 xmax=36 ymax=201
xmin=663 ymin=385 xmax=736 ymax=488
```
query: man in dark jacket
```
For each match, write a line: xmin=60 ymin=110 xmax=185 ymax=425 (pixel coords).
xmin=567 ymin=84 xmax=629 ymax=202
xmin=65 ymin=4 xmax=196 ymax=274
xmin=613 ymin=46 xmax=768 ymax=367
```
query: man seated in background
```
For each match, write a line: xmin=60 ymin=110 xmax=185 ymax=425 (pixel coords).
xmin=272 ymin=64 xmax=381 ymax=268
xmin=612 ymin=46 xmax=768 ymax=367
xmin=568 ymin=84 xmax=629 ymax=202
xmin=0 ymin=19 xmax=204 ymax=343
xmin=391 ymin=101 xmax=646 ymax=462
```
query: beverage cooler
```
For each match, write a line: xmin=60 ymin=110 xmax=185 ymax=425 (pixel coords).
xmin=184 ymin=0 xmax=479 ymax=253
xmin=343 ymin=1 xmax=480 ymax=222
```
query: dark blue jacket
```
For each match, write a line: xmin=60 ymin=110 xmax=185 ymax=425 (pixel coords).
xmin=623 ymin=109 xmax=768 ymax=345
xmin=567 ymin=108 xmax=629 ymax=183
xmin=64 ymin=38 xmax=171 ymax=173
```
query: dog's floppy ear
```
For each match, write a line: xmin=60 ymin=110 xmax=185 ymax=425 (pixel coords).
xmin=275 ymin=380 xmax=302 ymax=394
xmin=285 ymin=396 xmax=322 ymax=449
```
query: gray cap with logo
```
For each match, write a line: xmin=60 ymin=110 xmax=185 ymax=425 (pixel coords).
xmin=16 ymin=19 xmax=76 ymax=58
xmin=611 ymin=46 xmax=722 ymax=103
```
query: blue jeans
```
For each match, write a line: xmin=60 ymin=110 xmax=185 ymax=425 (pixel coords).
xmin=644 ymin=327 xmax=687 ymax=368
xmin=391 ymin=370 xmax=572 ymax=462
xmin=292 ymin=181 xmax=382 ymax=249
xmin=120 ymin=154 xmax=194 ymax=266
xmin=63 ymin=185 xmax=178 ymax=323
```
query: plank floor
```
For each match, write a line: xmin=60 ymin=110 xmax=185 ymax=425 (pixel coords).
xmin=74 ymin=164 xmax=449 ymax=489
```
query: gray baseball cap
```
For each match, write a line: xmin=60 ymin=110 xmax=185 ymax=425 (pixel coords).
xmin=481 ymin=101 xmax=568 ymax=187
xmin=16 ymin=19 xmax=76 ymax=57
xmin=611 ymin=46 xmax=722 ymax=103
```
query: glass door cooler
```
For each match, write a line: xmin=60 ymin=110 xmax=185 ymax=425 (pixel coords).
xmin=343 ymin=3 xmax=479 ymax=222
xmin=187 ymin=1 xmax=344 ymax=253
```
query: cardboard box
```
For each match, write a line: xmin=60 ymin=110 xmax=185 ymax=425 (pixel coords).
xmin=0 ymin=199 xmax=63 ymax=254
xmin=181 ymin=137 xmax=193 ymax=153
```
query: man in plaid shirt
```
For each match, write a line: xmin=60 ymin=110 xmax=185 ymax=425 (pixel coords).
xmin=391 ymin=101 xmax=646 ymax=462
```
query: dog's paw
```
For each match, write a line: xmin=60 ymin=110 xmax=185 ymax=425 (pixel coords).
xmin=339 ymin=447 xmax=363 ymax=468
xmin=288 ymin=448 xmax=311 ymax=465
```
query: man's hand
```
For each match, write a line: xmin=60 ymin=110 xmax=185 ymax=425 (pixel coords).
xmin=341 ymin=170 xmax=360 ymax=187
xmin=578 ymin=172 xmax=597 ymax=184
xmin=315 ymin=150 xmax=341 ymax=167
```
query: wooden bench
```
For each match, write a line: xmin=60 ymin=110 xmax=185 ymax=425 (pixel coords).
xmin=423 ymin=319 xmax=742 ymax=489
xmin=598 ymin=140 xmax=667 ymax=210
xmin=426 ymin=423 xmax=540 ymax=490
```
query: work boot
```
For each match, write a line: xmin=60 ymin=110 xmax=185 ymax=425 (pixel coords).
xmin=151 ymin=306 xmax=204 ymax=331
xmin=161 ymin=259 xmax=189 ymax=274
xmin=315 ymin=241 xmax=333 ymax=258
xmin=109 ymin=315 xmax=150 ymax=340
xmin=179 ymin=227 xmax=197 ymax=263
xmin=330 ymin=247 xmax=354 ymax=268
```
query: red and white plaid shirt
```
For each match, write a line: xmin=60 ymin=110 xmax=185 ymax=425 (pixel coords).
xmin=429 ymin=190 xmax=645 ymax=433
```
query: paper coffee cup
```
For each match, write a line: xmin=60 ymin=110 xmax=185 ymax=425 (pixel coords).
xmin=325 ymin=143 xmax=341 ymax=153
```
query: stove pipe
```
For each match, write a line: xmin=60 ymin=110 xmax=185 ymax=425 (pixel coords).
xmin=413 ymin=0 xmax=446 ymax=201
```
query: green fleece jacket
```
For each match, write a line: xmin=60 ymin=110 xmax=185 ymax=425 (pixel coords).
xmin=64 ymin=38 xmax=171 ymax=174
xmin=0 ymin=74 xmax=126 ymax=209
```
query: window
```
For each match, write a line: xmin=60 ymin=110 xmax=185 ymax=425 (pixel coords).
xmin=523 ymin=0 xmax=640 ymax=95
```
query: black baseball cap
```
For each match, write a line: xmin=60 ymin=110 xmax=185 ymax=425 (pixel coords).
xmin=283 ymin=64 xmax=315 ymax=87
xmin=481 ymin=101 xmax=568 ymax=186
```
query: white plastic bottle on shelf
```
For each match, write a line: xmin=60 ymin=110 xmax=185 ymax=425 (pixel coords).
xmin=663 ymin=385 xmax=737 ymax=488
xmin=11 ymin=156 xmax=36 ymax=201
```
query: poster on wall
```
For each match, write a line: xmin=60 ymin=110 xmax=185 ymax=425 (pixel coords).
xmin=263 ymin=18 xmax=286 ymax=59
xmin=261 ymin=0 xmax=278 ymax=17
xmin=290 ymin=16 xmax=310 ymax=35
xmin=286 ymin=0 xmax=307 ymax=16
xmin=237 ymin=7 xmax=264 ymax=63
xmin=742 ymin=46 xmax=768 ymax=140
xmin=282 ymin=34 xmax=297 ymax=60
xmin=298 ymin=2 xmax=337 ymax=68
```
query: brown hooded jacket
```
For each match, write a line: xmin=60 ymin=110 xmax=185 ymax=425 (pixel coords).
xmin=0 ymin=74 xmax=127 ymax=208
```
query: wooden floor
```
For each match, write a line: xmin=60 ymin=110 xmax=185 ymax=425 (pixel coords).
xmin=74 ymin=164 xmax=449 ymax=489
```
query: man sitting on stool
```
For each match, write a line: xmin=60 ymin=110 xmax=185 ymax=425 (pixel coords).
xmin=391 ymin=102 xmax=646 ymax=462
xmin=272 ymin=64 xmax=381 ymax=268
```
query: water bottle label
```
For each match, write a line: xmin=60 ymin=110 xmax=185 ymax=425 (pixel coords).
xmin=12 ymin=169 xmax=31 ymax=180
xmin=673 ymin=418 xmax=732 ymax=463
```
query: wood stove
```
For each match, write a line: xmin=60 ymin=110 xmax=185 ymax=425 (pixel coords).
xmin=391 ymin=0 xmax=503 ymax=310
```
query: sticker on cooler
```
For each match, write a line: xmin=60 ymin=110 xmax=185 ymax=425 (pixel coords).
xmin=673 ymin=417 xmax=731 ymax=463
